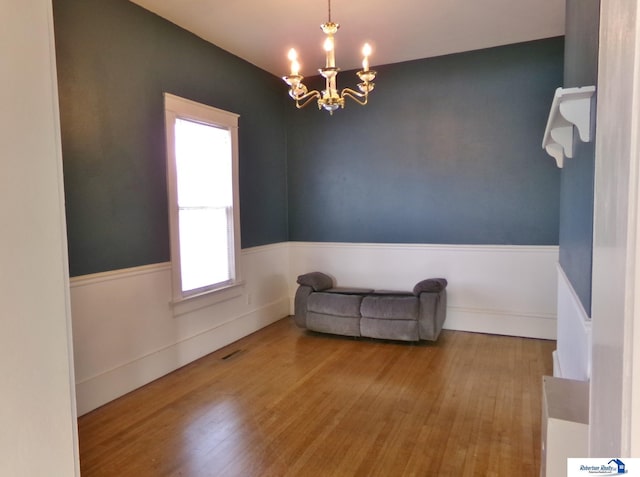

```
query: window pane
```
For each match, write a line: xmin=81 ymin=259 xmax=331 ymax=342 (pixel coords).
xmin=178 ymin=207 xmax=230 ymax=292
xmin=174 ymin=118 xmax=232 ymax=208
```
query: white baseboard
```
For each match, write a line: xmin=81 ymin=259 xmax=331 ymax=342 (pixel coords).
xmin=445 ymin=306 xmax=557 ymax=339
xmin=75 ymin=298 xmax=288 ymax=415
xmin=287 ymin=302 xmax=556 ymax=340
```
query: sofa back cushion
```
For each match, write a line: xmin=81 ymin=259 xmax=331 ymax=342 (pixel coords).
xmin=307 ymin=292 xmax=363 ymax=317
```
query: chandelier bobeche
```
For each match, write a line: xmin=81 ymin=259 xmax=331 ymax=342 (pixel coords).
xmin=282 ymin=0 xmax=377 ymax=114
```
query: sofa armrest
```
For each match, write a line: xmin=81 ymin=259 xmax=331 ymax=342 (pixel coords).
xmin=413 ymin=278 xmax=447 ymax=295
xmin=296 ymin=271 xmax=334 ymax=291
xmin=294 ymin=285 xmax=313 ymax=328
xmin=418 ymin=289 xmax=447 ymax=341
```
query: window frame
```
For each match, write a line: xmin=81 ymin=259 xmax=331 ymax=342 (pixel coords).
xmin=164 ymin=93 xmax=242 ymax=312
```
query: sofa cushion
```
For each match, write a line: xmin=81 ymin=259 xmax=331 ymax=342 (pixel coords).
xmin=296 ymin=272 xmax=333 ymax=291
xmin=412 ymin=278 xmax=448 ymax=295
xmin=308 ymin=292 xmax=363 ymax=317
xmin=360 ymin=295 xmax=419 ymax=320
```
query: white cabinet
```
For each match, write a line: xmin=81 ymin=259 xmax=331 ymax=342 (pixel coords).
xmin=540 ymin=376 xmax=589 ymax=477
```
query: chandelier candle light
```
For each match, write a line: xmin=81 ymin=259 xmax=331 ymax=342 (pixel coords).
xmin=282 ymin=0 xmax=377 ymax=114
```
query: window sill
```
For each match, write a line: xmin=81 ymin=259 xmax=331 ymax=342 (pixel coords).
xmin=171 ymin=281 xmax=245 ymax=317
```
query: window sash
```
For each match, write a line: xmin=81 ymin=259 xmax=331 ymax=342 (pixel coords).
xmin=178 ymin=205 xmax=233 ymax=294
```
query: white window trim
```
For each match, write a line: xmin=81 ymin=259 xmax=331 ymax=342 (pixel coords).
xmin=164 ymin=93 xmax=243 ymax=314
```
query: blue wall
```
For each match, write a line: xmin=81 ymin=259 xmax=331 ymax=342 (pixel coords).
xmin=287 ymin=38 xmax=564 ymax=244
xmin=54 ymin=0 xmax=289 ymax=277
xmin=54 ymin=0 xmax=566 ymax=277
xmin=559 ymin=0 xmax=600 ymax=315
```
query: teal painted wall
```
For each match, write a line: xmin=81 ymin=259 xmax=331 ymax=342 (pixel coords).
xmin=559 ymin=0 xmax=600 ymax=315
xmin=54 ymin=0 xmax=288 ymax=276
xmin=54 ymin=1 xmax=565 ymax=277
xmin=287 ymin=38 xmax=564 ymax=245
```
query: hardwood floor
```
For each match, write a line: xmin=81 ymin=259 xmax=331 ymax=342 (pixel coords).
xmin=78 ymin=317 xmax=554 ymax=477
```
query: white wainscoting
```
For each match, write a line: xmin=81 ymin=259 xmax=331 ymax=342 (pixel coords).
xmin=71 ymin=243 xmax=290 ymax=415
xmin=288 ymin=242 xmax=559 ymax=340
xmin=554 ymin=265 xmax=591 ymax=380
xmin=71 ymin=241 xmax=559 ymax=415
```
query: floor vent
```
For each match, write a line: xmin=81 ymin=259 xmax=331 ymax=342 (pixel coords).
xmin=221 ymin=349 xmax=244 ymax=361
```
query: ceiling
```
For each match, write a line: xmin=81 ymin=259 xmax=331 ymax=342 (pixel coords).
xmin=129 ymin=0 xmax=565 ymax=77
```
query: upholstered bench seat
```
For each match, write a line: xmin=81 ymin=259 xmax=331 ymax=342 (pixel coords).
xmin=294 ymin=272 xmax=448 ymax=342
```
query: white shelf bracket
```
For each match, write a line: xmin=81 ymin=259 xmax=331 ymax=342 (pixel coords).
xmin=542 ymin=86 xmax=596 ymax=168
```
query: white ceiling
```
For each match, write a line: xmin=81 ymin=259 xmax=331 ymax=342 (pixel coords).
xmin=129 ymin=0 xmax=565 ymax=77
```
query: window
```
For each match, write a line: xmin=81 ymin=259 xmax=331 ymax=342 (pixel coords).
xmin=164 ymin=94 xmax=241 ymax=306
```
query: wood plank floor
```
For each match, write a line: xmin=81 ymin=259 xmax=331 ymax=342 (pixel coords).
xmin=78 ymin=317 xmax=554 ymax=477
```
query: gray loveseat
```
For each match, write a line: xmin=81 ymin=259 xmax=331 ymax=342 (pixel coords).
xmin=294 ymin=272 xmax=447 ymax=342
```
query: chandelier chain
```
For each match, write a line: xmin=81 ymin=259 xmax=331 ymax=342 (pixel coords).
xmin=328 ymin=0 xmax=332 ymax=22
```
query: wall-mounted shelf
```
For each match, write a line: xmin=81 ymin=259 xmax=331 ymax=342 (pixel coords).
xmin=542 ymin=86 xmax=596 ymax=168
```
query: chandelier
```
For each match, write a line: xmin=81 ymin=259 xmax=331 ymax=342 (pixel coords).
xmin=282 ymin=0 xmax=377 ymax=114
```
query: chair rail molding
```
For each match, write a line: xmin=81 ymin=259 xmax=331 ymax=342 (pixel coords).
xmin=542 ymin=86 xmax=596 ymax=167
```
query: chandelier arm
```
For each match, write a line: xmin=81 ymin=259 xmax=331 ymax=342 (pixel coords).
xmin=293 ymin=90 xmax=322 ymax=109
xmin=340 ymin=88 xmax=369 ymax=106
